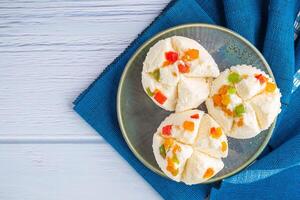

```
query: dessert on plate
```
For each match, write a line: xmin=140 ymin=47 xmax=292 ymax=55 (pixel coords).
xmin=152 ymin=109 xmax=228 ymax=184
xmin=142 ymin=36 xmax=219 ymax=112
xmin=206 ymin=65 xmax=281 ymax=139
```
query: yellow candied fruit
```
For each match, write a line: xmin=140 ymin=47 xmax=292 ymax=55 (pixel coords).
xmin=164 ymin=138 xmax=174 ymax=151
xmin=172 ymin=144 xmax=181 ymax=154
xmin=265 ymin=82 xmax=276 ymax=93
xmin=183 ymin=121 xmax=195 ymax=132
xmin=242 ymin=74 xmax=248 ymax=79
xmin=237 ymin=117 xmax=244 ymax=127
xmin=221 ymin=141 xmax=227 ymax=152
xmin=221 ymin=94 xmax=231 ymax=106
xmin=203 ymin=168 xmax=215 ymax=179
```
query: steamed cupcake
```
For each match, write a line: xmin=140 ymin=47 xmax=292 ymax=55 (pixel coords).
xmin=206 ymin=65 xmax=281 ymax=139
xmin=142 ymin=36 xmax=219 ymax=112
xmin=152 ymin=109 xmax=228 ymax=184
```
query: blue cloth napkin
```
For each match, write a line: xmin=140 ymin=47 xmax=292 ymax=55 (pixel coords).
xmin=74 ymin=0 xmax=300 ymax=199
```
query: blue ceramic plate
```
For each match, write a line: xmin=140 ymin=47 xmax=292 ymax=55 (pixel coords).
xmin=117 ymin=24 xmax=276 ymax=183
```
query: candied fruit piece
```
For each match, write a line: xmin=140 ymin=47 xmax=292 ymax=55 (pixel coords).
xmin=146 ymin=87 xmax=154 ymax=97
xmin=237 ymin=117 xmax=244 ymax=127
xmin=178 ymin=63 xmax=190 ymax=73
xmin=242 ymin=74 xmax=249 ymax=79
xmin=221 ymin=95 xmax=231 ymax=106
xmin=265 ymin=82 xmax=276 ymax=93
xmin=221 ymin=141 xmax=227 ymax=152
xmin=159 ymin=145 xmax=166 ymax=158
xmin=210 ymin=127 xmax=222 ymax=139
xmin=255 ymin=74 xmax=268 ymax=84
xmin=162 ymin=60 xmax=171 ymax=67
xmin=182 ymin=49 xmax=199 ymax=61
xmin=166 ymin=157 xmax=179 ymax=176
xmin=165 ymin=51 xmax=178 ymax=63
xmin=228 ymin=72 xmax=242 ymax=84
xmin=203 ymin=168 xmax=214 ymax=179
xmin=164 ymin=138 xmax=174 ymax=151
xmin=234 ymin=104 xmax=245 ymax=117
xmin=213 ymin=94 xmax=222 ymax=107
xmin=162 ymin=125 xmax=172 ymax=136
xmin=183 ymin=121 xmax=195 ymax=132
xmin=218 ymin=85 xmax=229 ymax=95
xmin=154 ymin=90 xmax=167 ymax=105
xmin=221 ymin=107 xmax=234 ymax=116
xmin=172 ymin=154 xmax=179 ymax=164
xmin=172 ymin=144 xmax=181 ymax=154
xmin=190 ymin=114 xmax=199 ymax=119
xmin=228 ymin=86 xmax=236 ymax=94
xmin=150 ymin=69 xmax=160 ymax=81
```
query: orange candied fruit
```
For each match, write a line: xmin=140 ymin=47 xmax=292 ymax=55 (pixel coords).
xmin=172 ymin=144 xmax=181 ymax=154
xmin=182 ymin=49 xmax=199 ymax=61
xmin=167 ymin=165 xmax=179 ymax=176
xmin=178 ymin=63 xmax=190 ymax=73
xmin=183 ymin=121 xmax=195 ymax=132
xmin=237 ymin=117 xmax=244 ymax=127
xmin=265 ymin=82 xmax=276 ymax=93
xmin=210 ymin=127 xmax=222 ymax=139
xmin=166 ymin=157 xmax=179 ymax=176
xmin=162 ymin=60 xmax=171 ymax=67
xmin=221 ymin=106 xmax=234 ymax=116
xmin=164 ymin=138 xmax=174 ymax=151
xmin=203 ymin=168 xmax=215 ymax=179
xmin=221 ymin=141 xmax=227 ymax=152
xmin=218 ymin=85 xmax=229 ymax=95
xmin=213 ymin=94 xmax=223 ymax=107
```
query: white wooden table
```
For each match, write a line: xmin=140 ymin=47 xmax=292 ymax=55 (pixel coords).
xmin=0 ymin=1 xmax=170 ymax=199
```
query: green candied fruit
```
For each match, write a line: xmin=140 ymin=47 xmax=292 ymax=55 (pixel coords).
xmin=146 ymin=87 xmax=154 ymax=97
xmin=228 ymin=86 xmax=237 ymax=94
xmin=234 ymin=104 xmax=246 ymax=117
xmin=159 ymin=145 xmax=166 ymax=159
xmin=150 ymin=68 xmax=160 ymax=82
xmin=172 ymin=154 xmax=179 ymax=164
xmin=228 ymin=72 xmax=242 ymax=84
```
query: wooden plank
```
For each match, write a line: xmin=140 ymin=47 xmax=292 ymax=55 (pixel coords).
xmin=0 ymin=0 xmax=169 ymax=136
xmin=0 ymin=143 xmax=161 ymax=200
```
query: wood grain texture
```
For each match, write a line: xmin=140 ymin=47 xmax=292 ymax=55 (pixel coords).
xmin=0 ymin=0 xmax=170 ymax=199
xmin=0 ymin=143 xmax=160 ymax=200
xmin=0 ymin=0 xmax=168 ymax=136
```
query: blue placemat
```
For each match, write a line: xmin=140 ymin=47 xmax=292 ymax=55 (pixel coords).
xmin=74 ymin=0 xmax=300 ymax=199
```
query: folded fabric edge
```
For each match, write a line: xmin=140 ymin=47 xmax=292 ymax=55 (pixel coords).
xmin=210 ymin=129 xmax=300 ymax=198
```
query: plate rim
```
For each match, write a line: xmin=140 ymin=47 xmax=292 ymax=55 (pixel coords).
xmin=117 ymin=23 xmax=276 ymax=184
